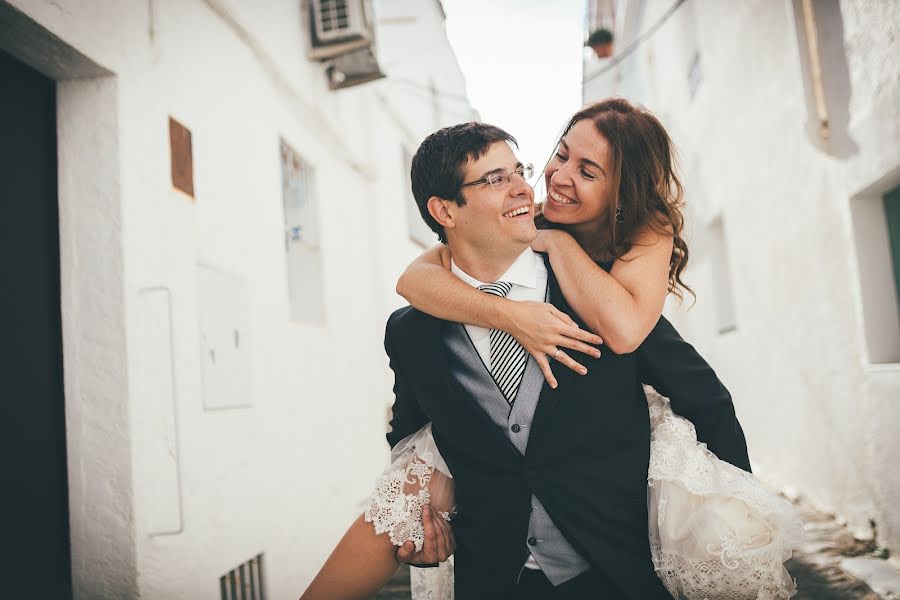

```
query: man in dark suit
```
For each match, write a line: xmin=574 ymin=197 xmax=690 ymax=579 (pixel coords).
xmin=387 ymin=122 xmax=750 ymax=599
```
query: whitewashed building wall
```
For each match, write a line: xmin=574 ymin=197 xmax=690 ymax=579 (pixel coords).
xmin=583 ymin=0 xmax=900 ymax=553
xmin=1 ymin=0 xmax=473 ymax=597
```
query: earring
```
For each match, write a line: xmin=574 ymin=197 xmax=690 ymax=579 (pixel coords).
xmin=615 ymin=205 xmax=624 ymax=223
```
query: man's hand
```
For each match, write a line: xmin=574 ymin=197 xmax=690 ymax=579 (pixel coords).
xmin=396 ymin=505 xmax=455 ymax=566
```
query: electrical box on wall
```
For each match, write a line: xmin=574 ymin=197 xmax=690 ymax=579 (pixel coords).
xmin=196 ymin=265 xmax=252 ymax=410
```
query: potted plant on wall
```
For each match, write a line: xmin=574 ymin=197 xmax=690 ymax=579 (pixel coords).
xmin=586 ymin=27 xmax=614 ymax=59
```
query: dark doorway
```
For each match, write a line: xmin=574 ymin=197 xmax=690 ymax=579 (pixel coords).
xmin=0 ymin=49 xmax=72 ymax=599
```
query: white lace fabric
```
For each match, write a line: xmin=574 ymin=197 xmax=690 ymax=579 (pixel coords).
xmin=364 ymin=423 xmax=455 ymax=552
xmin=365 ymin=394 xmax=801 ymax=600
xmin=410 ymin=559 xmax=455 ymax=600
xmin=364 ymin=424 xmax=456 ymax=598
xmin=646 ymin=387 xmax=802 ymax=599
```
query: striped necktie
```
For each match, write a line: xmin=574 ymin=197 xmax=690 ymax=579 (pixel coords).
xmin=478 ymin=281 xmax=528 ymax=406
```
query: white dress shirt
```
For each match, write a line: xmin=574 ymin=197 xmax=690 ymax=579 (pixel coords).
xmin=450 ymin=249 xmax=547 ymax=370
xmin=450 ymin=248 xmax=547 ymax=571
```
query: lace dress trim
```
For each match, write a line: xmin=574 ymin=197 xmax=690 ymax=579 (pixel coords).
xmin=646 ymin=387 xmax=801 ymax=599
xmin=363 ymin=424 xmax=452 ymax=552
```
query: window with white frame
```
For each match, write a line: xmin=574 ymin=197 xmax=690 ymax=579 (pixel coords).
xmin=280 ymin=138 xmax=325 ymax=324
xmin=678 ymin=1 xmax=703 ymax=101
xmin=687 ymin=157 xmax=737 ymax=335
xmin=852 ymin=177 xmax=900 ymax=364
xmin=885 ymin=185 xmax=900 ymax=323
xmin=708 ymin=216 xmax=738 ymax=335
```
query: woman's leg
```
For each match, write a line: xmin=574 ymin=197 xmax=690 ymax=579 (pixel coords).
xmin=300 ymin=441 xmax=456 ymax=600
xmin=300 ymin=513 xmax=400 ymax=600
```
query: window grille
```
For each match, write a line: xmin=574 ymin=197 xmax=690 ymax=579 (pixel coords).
xmin=220 ymin=553 xmax=265 ymax=600
xmin=319 ymin=0 xmax=349 ymax=33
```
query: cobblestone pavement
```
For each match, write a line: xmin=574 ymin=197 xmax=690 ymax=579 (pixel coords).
xmin=786 ymin=498 xmax=887 ymax=600
xmin=374 ymin=498 xmax=892 ymax=599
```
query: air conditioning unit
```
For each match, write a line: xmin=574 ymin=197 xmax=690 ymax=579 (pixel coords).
xmin=325 ymin=45 xmax=385 ymax=90
xmin=307 ymin=0 xmax=376 ymax=60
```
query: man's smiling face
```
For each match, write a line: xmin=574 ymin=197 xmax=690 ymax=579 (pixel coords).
xmin=447 ymin=141 xmax=537 ymax=253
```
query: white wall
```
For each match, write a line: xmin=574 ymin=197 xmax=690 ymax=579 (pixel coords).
xmin=583 ymin=0 xmax=900 ymax=552
xmin=369 ymin=0 xmax=478 ymax=311
xmin=4 ymin=0 xmax=473 ymax=597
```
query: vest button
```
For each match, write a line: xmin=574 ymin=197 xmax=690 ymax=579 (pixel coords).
xmin=511 ymin=423 xmax=521 ymax=433
xmin=527 ymin=537 xmax=538 ymax=546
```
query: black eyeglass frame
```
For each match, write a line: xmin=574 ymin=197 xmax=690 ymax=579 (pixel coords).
xmin=459 ymin=163 xmax=534 ymax=190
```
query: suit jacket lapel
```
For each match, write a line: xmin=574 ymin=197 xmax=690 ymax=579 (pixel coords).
xmin=529 ymin=256 xmax=567 ymax=437
xmin=406 ymin=311 xmax=521 ymax=460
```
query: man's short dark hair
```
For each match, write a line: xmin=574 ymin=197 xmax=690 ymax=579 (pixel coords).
xmin=410 ymin=122 xmax=517 ymax=243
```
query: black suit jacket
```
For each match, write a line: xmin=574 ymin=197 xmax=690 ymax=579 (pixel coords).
xmin=384 ymin=261 xmax=750 ymax=599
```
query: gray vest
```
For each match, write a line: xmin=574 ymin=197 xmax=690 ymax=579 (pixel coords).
xmin=442 ymin=301 xmax=591 ymax=586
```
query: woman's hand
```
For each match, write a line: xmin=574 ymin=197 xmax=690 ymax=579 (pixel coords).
xmin=502 ymin=300 xmax=603 ymax=389
xmin=530 ymin=229 xmax=571 ymax=254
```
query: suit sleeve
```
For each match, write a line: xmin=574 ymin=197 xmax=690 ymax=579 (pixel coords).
xmin=384 ymin=314 xmax=430 ymax=449
xmin=637 ymin=316 xmax=751 ymax=472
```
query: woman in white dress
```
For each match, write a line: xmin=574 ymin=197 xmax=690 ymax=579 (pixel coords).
xmin=301 ymin=98 xmax=800 ymax=600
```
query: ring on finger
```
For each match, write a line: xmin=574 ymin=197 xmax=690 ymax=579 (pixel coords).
xmin=552 ymin=348 xmax=560 ymax=359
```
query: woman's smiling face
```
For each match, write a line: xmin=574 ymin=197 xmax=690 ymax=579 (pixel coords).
xmin=542 ymin=119 xmax=615 ymax=235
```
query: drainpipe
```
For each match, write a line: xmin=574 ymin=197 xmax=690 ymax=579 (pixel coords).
xmin=800 ymin=0 xmax=830 ymax=142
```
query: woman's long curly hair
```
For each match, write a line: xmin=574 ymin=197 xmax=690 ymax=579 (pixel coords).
xmin=539 ymin=98 xmax=693 ymax=301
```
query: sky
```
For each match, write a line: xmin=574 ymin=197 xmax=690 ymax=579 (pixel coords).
xmin=440 ymin=0 xmax=586 ymax=190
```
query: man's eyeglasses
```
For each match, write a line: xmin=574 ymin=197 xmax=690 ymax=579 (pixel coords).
xmin=460 ymin=163 xmax=534 ymax=190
